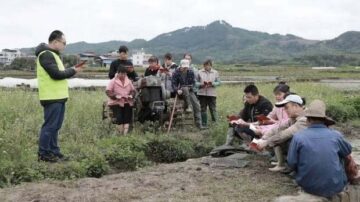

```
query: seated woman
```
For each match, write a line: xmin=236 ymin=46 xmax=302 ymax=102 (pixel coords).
xmin=254 ymin=82 xmax=290 ymax=137
xmin=106 ymin=66 xmax=135 ymax=135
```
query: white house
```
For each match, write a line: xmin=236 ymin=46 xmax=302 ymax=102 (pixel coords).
xmin=131 ymin=49 xmax=152 ymax=68
xmin=0 ymin=49 xmax=22 ymax=65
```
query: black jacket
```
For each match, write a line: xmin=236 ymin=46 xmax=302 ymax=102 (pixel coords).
xmin=35 ymin=43 xmax=76 ymax=105
xmin=239 ymin=95 xmax=273 ymax=122
xmin=108 ymin=59 xmax=138 ymax=81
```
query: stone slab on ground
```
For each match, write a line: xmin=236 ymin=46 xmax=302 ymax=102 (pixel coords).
xmin=201 ymin=153 xmax=249 ymax=168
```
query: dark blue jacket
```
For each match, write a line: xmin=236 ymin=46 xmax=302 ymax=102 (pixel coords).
xmin=171 ymin=69 xmax=195 ymax=91
xmin=288 ymin=124 xmax=351 ymax=198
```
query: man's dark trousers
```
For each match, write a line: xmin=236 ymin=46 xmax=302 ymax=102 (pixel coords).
xmin=38 ymin=102 xmax=65 ymax=156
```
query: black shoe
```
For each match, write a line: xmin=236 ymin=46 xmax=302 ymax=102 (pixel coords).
xmin=54 ymin=153 xmax=69 ymax=161
xmin=38 ymin=153 xmax=58 ymax=163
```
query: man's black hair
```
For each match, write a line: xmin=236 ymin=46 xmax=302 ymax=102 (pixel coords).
xmin=118 ymin=45 xmax=128 ymax=53
xmin=48 ymin=30 xmax=64 ymax=43
xmin=244 ymin=84 xmax=259 ymax=96
xmin=117 ymin=65 xmax=127 ymax=73
xmin=164 ymin=53 xmax=172 ymax=60
xmin=148 ymin=56 xmax=159 ymax=63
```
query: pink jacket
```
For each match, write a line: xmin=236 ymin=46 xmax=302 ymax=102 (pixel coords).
xmin=106 ymin=76 xmax=135 ymax=107
xmin=258 ymin=107 xmax=289 ymax=137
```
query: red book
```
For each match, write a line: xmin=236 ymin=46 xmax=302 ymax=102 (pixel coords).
xmin=227 ymin=115 xmax=239 ymax=122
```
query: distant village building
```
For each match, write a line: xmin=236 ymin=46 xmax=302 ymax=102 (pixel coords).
xmin=131 ymin=49 xmax=152 ymax=68
xmin=78 ymin=52 xmax=97 ymax=66
xmin=97 ymin=50 xmax=119 ymax=67
xmin=0 ymin=49 xmax=22 ymax=65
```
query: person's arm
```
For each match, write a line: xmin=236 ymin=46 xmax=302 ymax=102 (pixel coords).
xmin=105 ymin=79 xmax=116 ymax=99
xmin=195 ymin=71 xmax=202 ymax=88
xmin=239 ymin=104 xmax=249 ymax=121
xmin=39 ymin=51 xmax=76 ymax=80
xmin=213 ymin=71 xmax=221 ymax=87
xmin=260 ymin=100 xmax=273 ymax=116
xmin=267 ymin=118 xmax=307 ymax=147
xmin=171 ymin=71 xmax=179 ymax=90
xmin=189 ymin=70 xmax=196 ymax=87
xmin=287 ymin=136 xmax=300 ymax=170
xmin=337 ymin=133 xmax=352 ymax=158
xmin=267 ymin=108 xmax=278 ymax=121
xmin=108 ymin=61 xmax=117 ymax=79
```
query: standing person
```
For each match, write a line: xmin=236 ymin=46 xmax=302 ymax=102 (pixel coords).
xmin=35 ymin=30 xmax=86 ymax=162
xmin=196 ymin=59 xmax=221 ymax=127
xmin=172 ymin=59 xmax=204 ymax=129
xmin=144 ymin=56 xmax=160 ymax=77
xmin=108 ymin=45 xmax=138 ymax=81
xmin=162 ymin=52 xmax=178 ymax=73
xmin=287 ymin=100 xmax=350 ymax=198
xmin=160 ymin=53 xmax=178 ymax=97
xmin=183 ymin=53 xmax=199 ymax=95
xmin=106 ymin=67 xmax=135 ymax=135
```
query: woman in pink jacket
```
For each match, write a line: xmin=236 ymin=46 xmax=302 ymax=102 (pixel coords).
xmin=255 ymin=82 xmax=290 ymax=137
xmin=106 ymin=66 xmax=135 ymax=135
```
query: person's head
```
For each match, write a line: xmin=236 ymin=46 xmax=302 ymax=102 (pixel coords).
xmin=118 ymin=45 xmax=128 ymax=60
xmin=203 ymin=59 xmax=212 ymax=71
xmin=273 ymin=82 xmax=290 ymax=102
xmin=183 ymin=53 xmax=192 ymax=63
xmin=305 ymin=99 xmax=335 ymax=126
xmin=275 ymin=94 xmax=305 ymax=118
xmin=179 ymin=59 xmax=190 ymax=72
xmin=148 ymin=56 xmax=159 ymax=68
xmin=127 ymin=65 xmax=134 ymax=73
xmin=164 ymin=53 xmax=173 ymax=66
xmin=116 ymin=66 xmax=127 ymax=80
xmin=48 ymin=30 xmax=66 ymax=52
xmin=244 ymin=84 xmax=259 ymax=104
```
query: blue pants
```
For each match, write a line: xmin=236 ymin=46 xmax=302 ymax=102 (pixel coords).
xmin=38 ymin=102 xmax=65 ymax=156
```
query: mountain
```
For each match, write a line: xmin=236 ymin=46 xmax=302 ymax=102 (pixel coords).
xmin=21 ymin=20 xmax=360 ymax=64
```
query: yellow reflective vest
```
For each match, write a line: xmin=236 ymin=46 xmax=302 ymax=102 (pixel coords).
xmin=36 ymin=51 xmax=69 ymax=100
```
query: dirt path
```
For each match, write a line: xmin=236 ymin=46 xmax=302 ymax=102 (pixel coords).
xmin=0 ymin=154 xmax=297 ymax=202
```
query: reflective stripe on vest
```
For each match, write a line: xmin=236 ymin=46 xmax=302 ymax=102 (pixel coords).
xmin=36 ymin=51 xmax=69 ymax=100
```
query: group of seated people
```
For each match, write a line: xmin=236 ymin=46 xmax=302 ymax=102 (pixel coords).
xmin=104 ymin=45 xmax=358 ymax=199
xmin=224 ymin=83 xmax=359 ymax=199
xmin=105 ymin=45 xmax=221 ymax=133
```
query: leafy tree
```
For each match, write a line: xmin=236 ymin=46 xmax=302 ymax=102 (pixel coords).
xmin=9 ymin=57 xmax=36 ymax=70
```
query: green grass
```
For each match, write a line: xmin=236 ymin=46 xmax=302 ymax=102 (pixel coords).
xmin=2 ymin=65 xmax=360 ymax=80
xmin=0 ymin=82 xmax=359 ymax=187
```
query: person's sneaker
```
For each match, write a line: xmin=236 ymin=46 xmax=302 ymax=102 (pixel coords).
xmin=55 ymin=153 xmax=69 ymax=161
xmin=268 ymin=165 xmax=286 ymax=172
xmin=271 ymin=161 xmax=279 ymax=166
xmin=38 ymin=153 xmax=58 ymax=163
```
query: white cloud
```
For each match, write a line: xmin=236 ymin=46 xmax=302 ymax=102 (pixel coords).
xmin=0 ymin=0 xmax=359 ymax=49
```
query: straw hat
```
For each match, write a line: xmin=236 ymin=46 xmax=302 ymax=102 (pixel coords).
xmin=305 ymin=99 xmax=335 ymax=126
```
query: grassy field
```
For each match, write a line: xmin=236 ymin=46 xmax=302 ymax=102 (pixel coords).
xmin=0 ymin=81 xmax=359 ymax=188
xmin=1 ymin=65 xmax=360 ymax=80
xmin=0 ymin=81 xmax=359 ymax=201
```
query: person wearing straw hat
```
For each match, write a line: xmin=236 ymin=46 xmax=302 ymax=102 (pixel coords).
xmin=287 ymin=99 xmax=352 ymax=198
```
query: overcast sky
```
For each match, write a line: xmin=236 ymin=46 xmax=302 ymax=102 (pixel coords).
xmin=1 ymin=0 xmax=359 ymax=50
